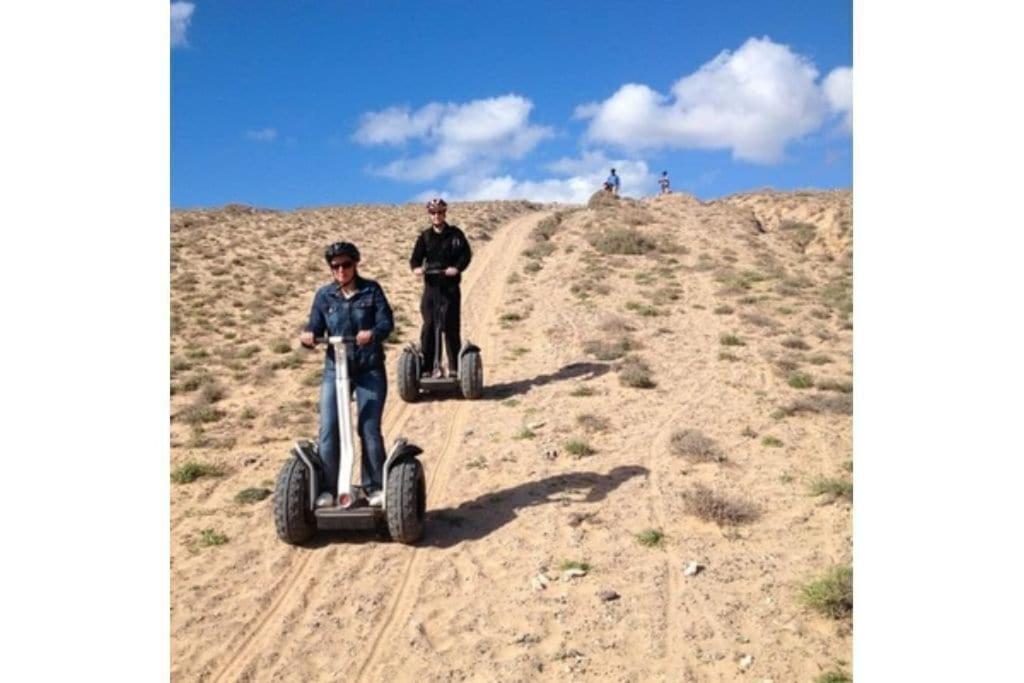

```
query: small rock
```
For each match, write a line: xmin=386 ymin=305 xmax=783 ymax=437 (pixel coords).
xmin=683 ymin=562 xmax=705 ymax=577
xmin=532 ymin=573 xmax=550 ymax=591
xmin=242 ymin=455 xmax=258 ymax=466
xmin=738 ymin=654 xmax=754 ymax=671
xmin=515 ymin=633 xmax=541 ymax=645
xmin=544 ymin=449 xmax=558 ymax=460
xmin=528 ymin=421 xmax=546 ymax=430
xmin=597 ymin=589 xmax=620 ymax=602
xmin=563 ymin=568 xmax=587 ymax=580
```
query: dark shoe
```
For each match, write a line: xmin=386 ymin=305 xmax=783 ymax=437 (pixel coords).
xmin=448 ymin=370 xmax=458 ymax=379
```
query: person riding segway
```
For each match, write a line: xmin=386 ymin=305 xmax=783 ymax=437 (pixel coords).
xmin=300 ymin=242 xmax=393 ymax=509
xmin=397 ymin=198 xmax=483 ymax=401
xmin=273 ymin=241 xmax=427 ymax=545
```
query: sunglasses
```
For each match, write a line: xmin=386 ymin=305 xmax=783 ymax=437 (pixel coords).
xmin=330 ymin=261 xmax=355 ymax=271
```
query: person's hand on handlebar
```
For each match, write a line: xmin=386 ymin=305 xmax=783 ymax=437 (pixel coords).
xmin=413 ymin=266 xmax=424 ymax=276
xmin=299 ymin=331 xmax=315 ymax=348
xmin=444 ymin=267 xmax=458 ymax=276
xmin=356 ymin=330 xmax=374 ymax=346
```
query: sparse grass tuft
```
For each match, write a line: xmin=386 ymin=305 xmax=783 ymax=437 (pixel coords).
xmin=762 ymin=436 xmax=784 ymax=448
xmin=513 ymin=426 xmax=536 ymax=440
xmin=801 ymin=565 xmax=853 ymax=619
xmin=635 ymin=528 xmax=665 ymax=548
xmin=713 ymin=305 xmax=734 ymax=315
xmin=682 ymin=484 xmax=759 ymax=526
xmin=271 ymin=339 xmax=292 ymax=354
xmin=816 ymin=378 xmax=853 ymax=394
xmin=718 ymin=351 xmax=741 ymax=362
xmin=569 ymin=385 xmax=596 ymax=397
xmin=809 ymin=478 xmax=853 ymax=500
xmin=624 ymin=301 xmax=662 ymax=317
xmin=559 ymin=559 xmax=591 ymax=572
xmin=235 ymin=487 xmax=271 ymax=504
xmin=171 ymin=460 xmax=224 ymax=484
xmin=815 ymin=670 xmax=851 ymax=683
xmin=720 ymin=333 xmax=745 ymax=347
xmin=198 ymin=528 xmax=229 ymax=547
xmin=670 ymin=429 xmax=725 ymax=463
xmin=565 ymin=439 xmax=596 ymax=457
xmin=788 ymin=372 xmax=814 ymax=389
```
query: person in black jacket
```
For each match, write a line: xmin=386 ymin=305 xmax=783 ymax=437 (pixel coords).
xmin=409 ymin=198 xmax=472 ymax=378
xmin=300 ymin=241 xmax=394 ymax=508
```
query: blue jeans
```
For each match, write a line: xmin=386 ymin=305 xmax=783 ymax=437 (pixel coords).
xmin=318 ymin=365 xmax=388 ymax=495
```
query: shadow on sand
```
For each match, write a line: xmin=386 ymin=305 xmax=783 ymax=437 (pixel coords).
xmin=411 ymin=360 xmax=610 ymax=403
xmin=421 ymin=465 xmax=649 ymax=548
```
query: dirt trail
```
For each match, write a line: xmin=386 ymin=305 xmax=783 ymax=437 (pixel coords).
xmin=206 ymin=210 xmax=549 ymax=683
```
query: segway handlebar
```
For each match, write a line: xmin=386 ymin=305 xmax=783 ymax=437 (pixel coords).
xmin=302 ymin=334 xmax=360 ymax=348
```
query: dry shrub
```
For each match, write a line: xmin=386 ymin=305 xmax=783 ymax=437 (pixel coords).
xmin=670 ymin=429 xmax=725 ymax=463
xmin=781 ymin=336 xmax=811 ymax=350
xmin=741 ymin=313 xmax=781 ymax=329
xmin=587 ymin=189 xmax=619 ymax=209
xmin=776 ymin=394 xmax=853 ymax=417
xmin=587 ymin=227 xmax=659 ymax=255
xmin=598 ymin=315 xmax=635 ymax=334
xmin=682 ymin=484 xmax=759 ymax=525
xmin=778 ymin=220 xmax=818 ymax=251
xmin=576 ymin=413 xmax=610 ymax=432
xmin=521 ymin=241 xmax=556 ymax=260
xmin=583 ymin=337 xmax=634 ymax=361
xmin=618 ymin=355 xmax=656 ymax=388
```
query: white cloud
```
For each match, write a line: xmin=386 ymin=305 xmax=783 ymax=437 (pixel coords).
xmin=245 ymin=128 xmax=278 ymax=142
xmin=353 ymin=95 xmax=554 ymax=182
xmin=576 ymin=36 xmax=852 ymax=163
xmin=170 ymin=2 xmax=195 ymax=48
xmin=429 ymin=152 xmax=655 ymax=204
xmin=823 ymin=66 xmax=853 ymax=132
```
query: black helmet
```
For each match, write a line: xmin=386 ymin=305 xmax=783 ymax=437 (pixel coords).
xmin=324 ymin=241 xmax=360 ymax=264
xmin=426 ymin=197 xmax=448 ymax=213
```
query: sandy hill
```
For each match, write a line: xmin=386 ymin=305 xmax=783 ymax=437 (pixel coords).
xmin=170 ymin=190 xmax=852 ymax=682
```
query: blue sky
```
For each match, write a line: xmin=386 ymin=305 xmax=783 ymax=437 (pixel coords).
xmin=171 ymin=1 xmax=851 ymax=208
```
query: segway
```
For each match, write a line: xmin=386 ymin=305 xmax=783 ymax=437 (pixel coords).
xmin=397 ymin=268 xmax=483 ymax=402
xmin=274 ymin=335 xmax=426 ymax=545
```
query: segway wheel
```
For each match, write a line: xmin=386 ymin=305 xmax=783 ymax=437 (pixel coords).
xmin=273 ymin=457 xmax=315 ymax=545
xmin=397 ymin=349 xmax=420 ymax=403
xmin=460 ymin=349 xmax=483 ymax=400
xmin=386 ymin=458 xmax=426 ymax=544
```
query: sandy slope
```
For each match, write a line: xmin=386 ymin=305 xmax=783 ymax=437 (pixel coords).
xmin=170 ymin=192 xmax=852 ymax=682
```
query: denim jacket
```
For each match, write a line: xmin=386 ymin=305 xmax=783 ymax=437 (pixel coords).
xmin=304 ymin=276 xmax=394 ymax=373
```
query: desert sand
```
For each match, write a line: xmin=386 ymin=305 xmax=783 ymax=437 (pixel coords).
xmin=170 ymin=190 xmax=852 ymax=682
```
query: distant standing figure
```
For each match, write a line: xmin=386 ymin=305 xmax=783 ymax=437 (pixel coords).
xmin=605 ymin=168 xmax=620 ymax=196
xmin=658 ymin=171 xmax=671 ymax=195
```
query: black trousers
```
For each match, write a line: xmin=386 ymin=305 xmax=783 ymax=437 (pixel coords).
xmin=420 ymin=284 xmax=461 ymax=373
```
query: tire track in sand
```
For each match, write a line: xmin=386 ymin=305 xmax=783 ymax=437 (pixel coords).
xmin=353 ymin=211 xmax=550 ymax=683
xmin=209 ymin=399 xmax=411 ymax=683
xmin=210 ymin=211 xmax=547 ymax=683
